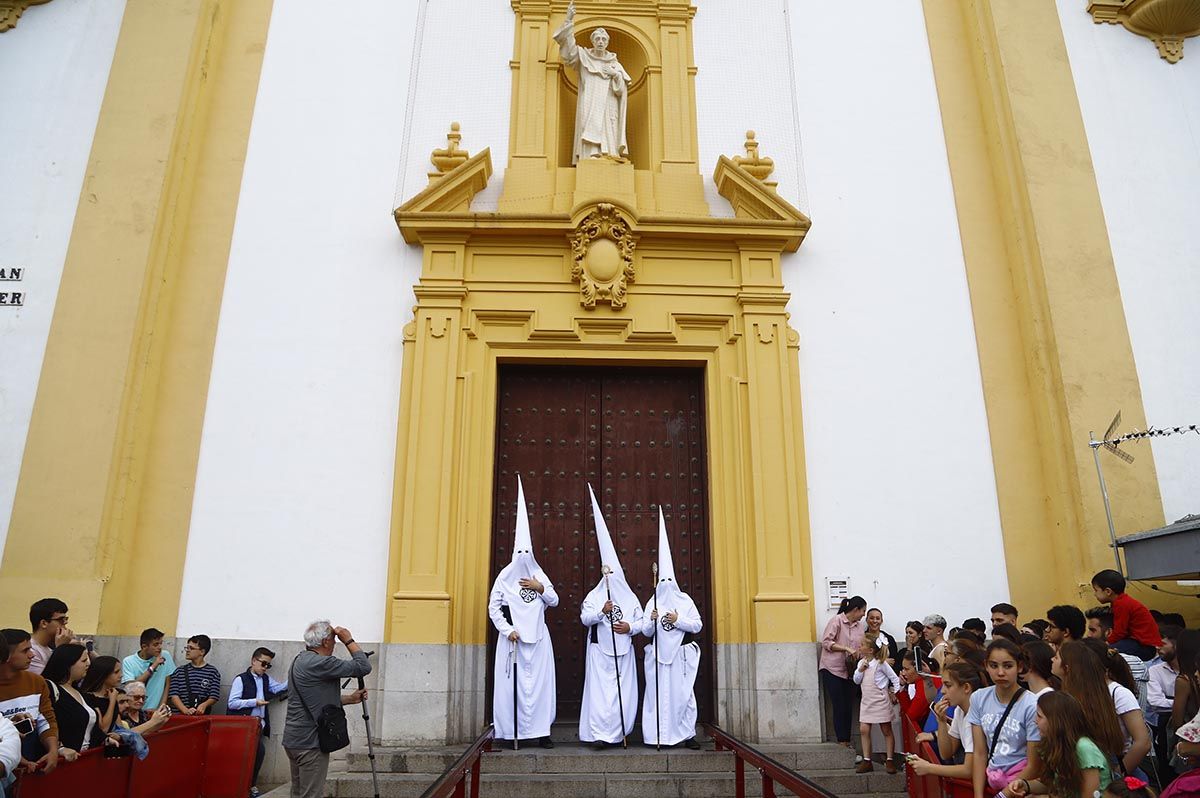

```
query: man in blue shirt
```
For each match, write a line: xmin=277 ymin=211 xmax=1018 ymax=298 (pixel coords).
xmin=229 ymin=647 xmax=288 ymax=797
xmin=120 ymin=628 xmax=176 ymax=711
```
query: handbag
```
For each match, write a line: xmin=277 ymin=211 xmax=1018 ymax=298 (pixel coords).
xmin=289 ymin=658 xmax=350 ymax=754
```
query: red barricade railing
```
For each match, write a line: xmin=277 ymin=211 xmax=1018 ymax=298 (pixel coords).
xmin=703 ymin=722 xmax=839 ymax=798
xmin=419 ymin=724 xmax=494 ymax=798
xmin=902 ymin=716 xmax=973 ymax=798
xmin=15 ymin=715 xmax=259 ymax=798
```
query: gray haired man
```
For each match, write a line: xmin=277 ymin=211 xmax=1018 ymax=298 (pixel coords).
xmin=281 ymin=621 xmax=370 ymax=798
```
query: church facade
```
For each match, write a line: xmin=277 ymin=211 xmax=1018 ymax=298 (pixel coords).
xmin=1 ymin=0 xmax=1198 ymax=752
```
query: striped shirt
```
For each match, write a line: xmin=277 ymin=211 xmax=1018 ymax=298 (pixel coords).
xmin=167 ymin=663 xmax=221 ymax=712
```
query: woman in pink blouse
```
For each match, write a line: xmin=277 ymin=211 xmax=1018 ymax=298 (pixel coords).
xmin=821 ymin=595 xmax=867 ymax=748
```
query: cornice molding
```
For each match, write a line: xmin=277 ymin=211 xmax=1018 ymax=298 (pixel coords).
xmin=1088 ymin=0 xmax=1200 ymax=63
xmin=0 ymin=0 xmax=52 ymax=33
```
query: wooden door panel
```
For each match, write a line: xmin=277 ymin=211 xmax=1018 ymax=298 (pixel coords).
xmin=488 ymin=366 xmax=712 ymax=724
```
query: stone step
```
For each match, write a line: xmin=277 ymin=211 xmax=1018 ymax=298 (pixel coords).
xmin=345 ymin=741 xmax=857 ymax=774
xmin=329 ymin=767 xmax=906 ymax=797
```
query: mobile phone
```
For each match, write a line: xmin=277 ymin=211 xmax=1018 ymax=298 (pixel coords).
xmin=85 ymin=640 xmax=94 ymax=653
xmin=12 ymin=715 xmax=34 ymax=736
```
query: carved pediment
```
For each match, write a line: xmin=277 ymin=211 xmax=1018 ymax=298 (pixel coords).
xmin=713 ymin=155 xmax=811 ymax=231
xmin=395 ymin=148 xmax=492 ymax=235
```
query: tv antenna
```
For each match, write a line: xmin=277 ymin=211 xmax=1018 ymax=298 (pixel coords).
xmin=1089 ymin=411 xmax=1200 ymax=573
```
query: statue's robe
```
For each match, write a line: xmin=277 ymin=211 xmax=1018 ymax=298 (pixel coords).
xmin=554 ymin=26 xmax=631 ymax=162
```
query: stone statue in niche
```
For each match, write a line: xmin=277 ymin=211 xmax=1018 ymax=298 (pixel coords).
xmin=554 ymin=1 xmax=631 ymax=163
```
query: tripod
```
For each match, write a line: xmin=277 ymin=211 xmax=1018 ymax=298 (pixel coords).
xmin=342 ymin=652 xmax=379 ymax=798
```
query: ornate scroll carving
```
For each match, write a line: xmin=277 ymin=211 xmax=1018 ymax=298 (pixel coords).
xmin=1088 ymin=0 xmax=1200 ymax=63
xmin=1 ymin=0 xmax=52 ymax=33
xmin=568 ymin=203 xmax=637 ymax=308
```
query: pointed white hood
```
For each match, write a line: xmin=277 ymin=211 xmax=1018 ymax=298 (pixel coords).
xmin=647 ymin=507 xmax=700 ymax=665
xmin=583 ymin=484 xmax=639 ymax=654
xmin=494 ymin=476 xmax=549 ymax=642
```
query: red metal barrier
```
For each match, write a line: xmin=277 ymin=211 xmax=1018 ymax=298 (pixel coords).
xmin=902 ymin=717 xmax=973 ymax=798
xmin=15 ymin=715 xmax=259 ymax=798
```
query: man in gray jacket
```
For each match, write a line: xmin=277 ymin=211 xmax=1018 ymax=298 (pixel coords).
xmin=282 ymin=620 xmax=370 ymax=798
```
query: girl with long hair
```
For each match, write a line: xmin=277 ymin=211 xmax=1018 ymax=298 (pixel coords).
xmin=853 ymin=631 xmax=901 ymax=774
xmin=79 ymin=656 xmax=123 ymax=732
xmin=1007 ymin=690 xmax=1113 ymax=797
xmin=819 ymin=596 xmax=867 ymax=751
xmin=1170 ymin=629 xmax=1200 ymax=730
xmin=909 ymin=661 xmax=985 ymax=779
xmin=41 ymin=644 xmax=105 ymax=760
xmin=968 ymin=639 xmax=1042 ymax=798
xmin=1055 ymin=641 xmax=1150 ymax=775
xmin=1023 ymin=640 xmax=1059 ymax=696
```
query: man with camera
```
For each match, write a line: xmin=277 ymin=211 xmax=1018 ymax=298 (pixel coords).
xmin=282 ymin=621 xmax=369 ymax=798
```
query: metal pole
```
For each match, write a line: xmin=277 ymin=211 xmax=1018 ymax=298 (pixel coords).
xmin=1090 ymin=432 xmax=1123 ymax=572
xmin=510 ymin=639 xmax=519 ymax=750
xmin=602 ymin=566 xmax=628 ymax=748
xmin=652 ymin=562 xmax=660 ymax=752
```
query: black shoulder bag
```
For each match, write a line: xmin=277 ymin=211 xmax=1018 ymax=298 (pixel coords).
xmin=289 ymin=658 xmax=350 ymax=754
xmin=987 ymin=686 xmax=1027 ymax=764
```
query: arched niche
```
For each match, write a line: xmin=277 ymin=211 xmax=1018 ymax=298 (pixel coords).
xmin=556 ymin=26 xmax=651 ymax=170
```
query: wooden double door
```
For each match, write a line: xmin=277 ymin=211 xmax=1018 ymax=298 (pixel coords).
xmin=487 ymin=365 xmax=714 ymax=723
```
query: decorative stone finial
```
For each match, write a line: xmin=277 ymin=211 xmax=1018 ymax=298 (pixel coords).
xmin=429 ymin=122 xmax=470 ymax=180
xmin=733 ymin=130 xmax=778 ymax=191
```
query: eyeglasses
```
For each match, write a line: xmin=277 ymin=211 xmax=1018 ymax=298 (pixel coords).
xmin=254 ymin=660 xmax=273 ymax=670
xmin=184 ymin=645 xmax=201 ymax=651
xmin=50 ymin=615 xmax=68 ymax=624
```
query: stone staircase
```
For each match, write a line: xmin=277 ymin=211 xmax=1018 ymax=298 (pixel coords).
xmin=323 ymin=737 xmax=907 ymax=798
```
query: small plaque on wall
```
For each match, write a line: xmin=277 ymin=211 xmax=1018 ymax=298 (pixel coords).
xmin=825 ymin=576 xmax=850 ymax=610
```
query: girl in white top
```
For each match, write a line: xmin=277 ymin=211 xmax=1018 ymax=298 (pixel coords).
xmin=910 ymin=661 xmax=985 ymax=780
xmin=853 ymin=632 xmax=902 ymax=774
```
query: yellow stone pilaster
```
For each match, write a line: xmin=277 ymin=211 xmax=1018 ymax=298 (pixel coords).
xmin=923 ymin=0 xmax=1170 ymax=614
xmin=0 ymin=0 xmax=273 ymax=634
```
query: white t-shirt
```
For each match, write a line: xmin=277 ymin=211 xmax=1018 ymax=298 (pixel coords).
xmin=1109 ymin=681 xmax=1140 ymax=753
xmin=1033 ymin=686 xmax=1054 ymax=698
xmin=948 ymin=708 xmax=975 ymax=754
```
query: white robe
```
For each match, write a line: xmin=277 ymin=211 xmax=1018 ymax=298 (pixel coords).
xmin=578 ymin=591 xmax=643 ymax=743
xmin=638 ymin=597 xmax=703 ymax=746
xmin=553 ymin=25 xmax=631 ymax=163
xmin=488 ymin=575 xmax=558 ymax=740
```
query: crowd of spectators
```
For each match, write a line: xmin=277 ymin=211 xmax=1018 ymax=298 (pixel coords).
xmin=821 ymin=569 xmax=1199 ymax=798
xmin=0 ymin=597 xmax=335 ymax=798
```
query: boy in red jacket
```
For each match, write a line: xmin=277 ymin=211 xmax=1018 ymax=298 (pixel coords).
xmin=1092 ymin=569 xmax=1162 ymax=661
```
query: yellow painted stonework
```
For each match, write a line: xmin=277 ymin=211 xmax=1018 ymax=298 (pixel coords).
xmin=0 ymin=0 xmax=273 ymax=634
xmin=386 ymin=0 xmax=817 ymax=649
xmin=922 ymin=0 xmax=1172 ymax=615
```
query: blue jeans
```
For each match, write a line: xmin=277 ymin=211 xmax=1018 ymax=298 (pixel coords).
xmin=1113 ymin=637 xmax=1157 ymax=661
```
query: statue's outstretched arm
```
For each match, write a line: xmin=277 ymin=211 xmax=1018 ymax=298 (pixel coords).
xmin=553 ymin=2 xmax=578 ymax=65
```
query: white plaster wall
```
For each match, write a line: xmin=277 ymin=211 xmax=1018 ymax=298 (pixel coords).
xmin=177 ymin=0 xmax=428 ymax=641
xmin=694 ymin=0 xmax=808 ymax=216
xmin=784 ymin=2 xmax=1012 ymax=631
xmin=1057 ymin=4 xmax=1200 ymax=525
xmin=393 ymin=1 xmax=515 ymax=212
xmin=0 ymin=0 xmax=126 ymax=562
